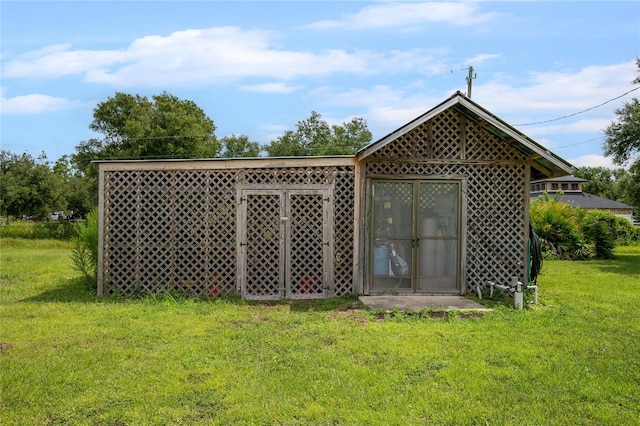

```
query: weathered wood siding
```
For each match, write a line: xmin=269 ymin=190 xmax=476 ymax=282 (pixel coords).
xmin=99 ymin=161 xmax=356 ymax=298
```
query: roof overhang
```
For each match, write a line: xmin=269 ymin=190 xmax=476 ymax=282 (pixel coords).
xmin=357 ymin=91 xmax=575 ymax=180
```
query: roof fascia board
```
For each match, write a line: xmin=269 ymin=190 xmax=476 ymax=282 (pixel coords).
xmin=95 ymin=156 xmax=356 ymax=171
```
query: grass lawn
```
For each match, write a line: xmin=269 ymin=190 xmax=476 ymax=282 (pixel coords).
xmin=1 ymin=238 xmax=639 ymax=425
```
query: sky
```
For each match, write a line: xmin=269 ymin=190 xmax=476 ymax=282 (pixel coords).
xmin=1 ymin=1 xmax=639 ymax=169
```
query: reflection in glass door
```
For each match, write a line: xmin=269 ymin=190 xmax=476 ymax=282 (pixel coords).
xmin=370 ymin=181 xmax=460 ymax=294
xmin=371 ymin=182 xmax=413 ymax=292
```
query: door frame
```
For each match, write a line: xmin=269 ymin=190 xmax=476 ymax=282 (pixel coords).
xmin=236 ymin=184 xmax=334 ymax=300
xmin=365 ymin=177 xmax=468 ymax=295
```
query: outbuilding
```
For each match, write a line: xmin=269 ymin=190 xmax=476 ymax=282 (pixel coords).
xmin=97 ymin=92 xmax=574 ymax=299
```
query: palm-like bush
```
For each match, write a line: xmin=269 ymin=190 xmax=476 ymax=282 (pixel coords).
xmin=530 ymin=195 xmax=588 ymax=259
xmin=70 ymin=208 xmax=99 ymax=289
xmin=530 ymin=193 xmax=638 ymax=260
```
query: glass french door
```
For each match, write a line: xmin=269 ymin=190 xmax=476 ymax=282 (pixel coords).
xmin=370 ymin=181 xmax=460 ymax=294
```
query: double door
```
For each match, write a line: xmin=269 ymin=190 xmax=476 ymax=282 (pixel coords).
xmin=237 ymin=187 xmax=333 ymax=300
xmin=370 ymin=180 xmax=461 ymax=294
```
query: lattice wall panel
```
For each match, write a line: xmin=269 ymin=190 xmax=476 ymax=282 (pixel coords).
xmin=465 ymin=119 xmax=528 ymax=161
xmin=372 ymin=109 xmax=462 ymax=160
xmin=332 ymin=170 xmax=356 ymax=296
xmin=245 ymin=193 xmax=282 ymax=297
xmin=103 ymin=170 xmax=238 ymax=298
xmin=102 ymin=166 xmax=355 ymax=298
xmin=290 ymin=194 xmax=324 ymax=295
xmin=365 ymin=108 xmax=528 ymax=293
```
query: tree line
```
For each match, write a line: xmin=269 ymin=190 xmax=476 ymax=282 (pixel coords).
xmin=2 ymin=56 xmax=639 ymax=221
xmin=1 ymin=92 xmax=372 ymax=220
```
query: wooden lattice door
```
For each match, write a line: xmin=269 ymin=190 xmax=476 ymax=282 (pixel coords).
xmin=237 ymin=188 xmax=333 ymax=300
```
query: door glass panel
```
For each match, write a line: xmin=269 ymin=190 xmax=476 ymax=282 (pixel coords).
xmin=372 ymin=182 xmax=413 ymax=239
xmin=418 ymin=183 xmax=458 ymax=237
xmin=371 ymin=182 xmax=413 ymax=291
xmin=417 ymin=183 xmax=459 ymax=293
xmin=369 ymin=180 xmax=460 ymax=294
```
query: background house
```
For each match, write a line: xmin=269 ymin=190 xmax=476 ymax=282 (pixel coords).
xmin=530 ymin=176 xmax=636 ymax=225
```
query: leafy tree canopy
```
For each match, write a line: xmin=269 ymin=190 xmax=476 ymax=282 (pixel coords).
xmin=603 ymin=58 xmax=640 ymax=169
xmin=0 ymin=151 xmax=65 ymax=218
xmin=220 ymin=134 xmax=261 ymax=158
xmin=574 ymin=166 xmax=640 ymax=210
xmin=265 ymin=111 xmax=372 ymax=157
xmin=73 ymin=92 xmax=219 ymax=173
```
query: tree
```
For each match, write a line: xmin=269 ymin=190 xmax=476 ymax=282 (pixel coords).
xmin=73 ymin=92 xmax=219 ymax=168
xmin=72 ymin=92 xmax=220 ymax=205
xmin=574 ymin=166 xmax=617 ymax=200
xmin=603 ymin=58 xmax=640 ymax=175
xmin=0 ymin=151 xmax=65 ymax=219
xmin=615 ymin=163 xmax=640 ymax=208
xmin=53 ymin=155 xmax=94 ymax=217
xmin=265 ymin=111 xmax=372 ymax=157
xmin=220 ymin=134 xmax=261 ymax=158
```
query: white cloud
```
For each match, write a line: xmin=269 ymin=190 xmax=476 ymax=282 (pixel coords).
xmin=568 ymin=154 xmax=616 ymax=169
xmin=463 ymin=54 xmax=501 ymax=66
xmin=519 ymin=118 xmax=611 ymax=138
xmin=0 ymin=92 xmax=78 ymax=115
xmin=306 ymin=2 xmax=500 ymax=30
xmin=1 ymin=27 xmax=449 ymax=87
xmin=474 ymin=61 xmax=638 ymax=118
xmin=240 ymin=82 xmax=303 ymax=94
xmin=3 ymin=44 xmax=128 ymax=79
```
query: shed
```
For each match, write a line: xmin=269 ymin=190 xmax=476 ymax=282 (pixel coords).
xmin=96 ymin=92 xmax=574 ymax=299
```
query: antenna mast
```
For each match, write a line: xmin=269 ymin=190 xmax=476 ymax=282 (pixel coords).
xmin=465 ymin=66 xmax=477 ymax=98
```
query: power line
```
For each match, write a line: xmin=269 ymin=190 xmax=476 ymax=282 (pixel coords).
xmin=552 ymin=136 xmax=604 ymax=150
xmin=513 ymin=86 xmax=640 ymax=126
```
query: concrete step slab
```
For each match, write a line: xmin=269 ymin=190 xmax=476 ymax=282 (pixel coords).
xmin=359 ymin=295 xmax=491 ymax=312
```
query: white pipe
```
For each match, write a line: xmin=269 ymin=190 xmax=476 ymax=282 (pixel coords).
xmin=513 ymin=277 xmax=523 ymax=309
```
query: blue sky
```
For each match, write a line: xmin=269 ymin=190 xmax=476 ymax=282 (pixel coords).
xmin=1 ymin=1 xmax=639 ymax=168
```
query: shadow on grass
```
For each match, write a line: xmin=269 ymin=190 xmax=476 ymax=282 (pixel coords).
xmin=593 ymin=250 xmax=640 ymax=278
xmin=20 ymin=278 xmax=98 ymax=303
xmin=20 ymin=279 xmax=363 ymax=313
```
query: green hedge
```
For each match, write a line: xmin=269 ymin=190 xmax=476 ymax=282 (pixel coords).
xmin=0 ymin=220 xmax=79 ymax=240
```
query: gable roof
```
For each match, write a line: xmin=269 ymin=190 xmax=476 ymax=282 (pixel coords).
xmin=357 ymin=91 xmax=575 ymax=180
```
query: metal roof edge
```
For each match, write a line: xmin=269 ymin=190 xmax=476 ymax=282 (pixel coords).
xmin=92 ymin=154 xmax=356 ymax=164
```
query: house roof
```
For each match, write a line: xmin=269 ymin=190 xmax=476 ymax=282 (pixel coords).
xmin=357 ymin=91 xmax=575 ymax=180
xmin=532 ymin=175 xmax=587 ymax=183
xmin=531 ymin=191 xmax=634 ymax=210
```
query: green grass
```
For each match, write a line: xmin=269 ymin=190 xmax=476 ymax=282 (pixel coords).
xmin=1 ymin=239 xmax=639 ymax=425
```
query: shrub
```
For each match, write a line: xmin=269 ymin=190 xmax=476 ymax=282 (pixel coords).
xmin=0 ymin=219 xmax=77 ymax=240
xmin=70 ymin=208 xmax=99 ymax=290
xmin=530 ymin=194 xmax=636 ymax=260
xmin=530 ymin=195 xmax=587 ymax=259
xmin=577 ymin=209 xmax=615 ymax=259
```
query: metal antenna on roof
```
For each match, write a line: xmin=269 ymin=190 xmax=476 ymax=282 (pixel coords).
xmin=465 ymin=66 xmax=477 ymax=98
